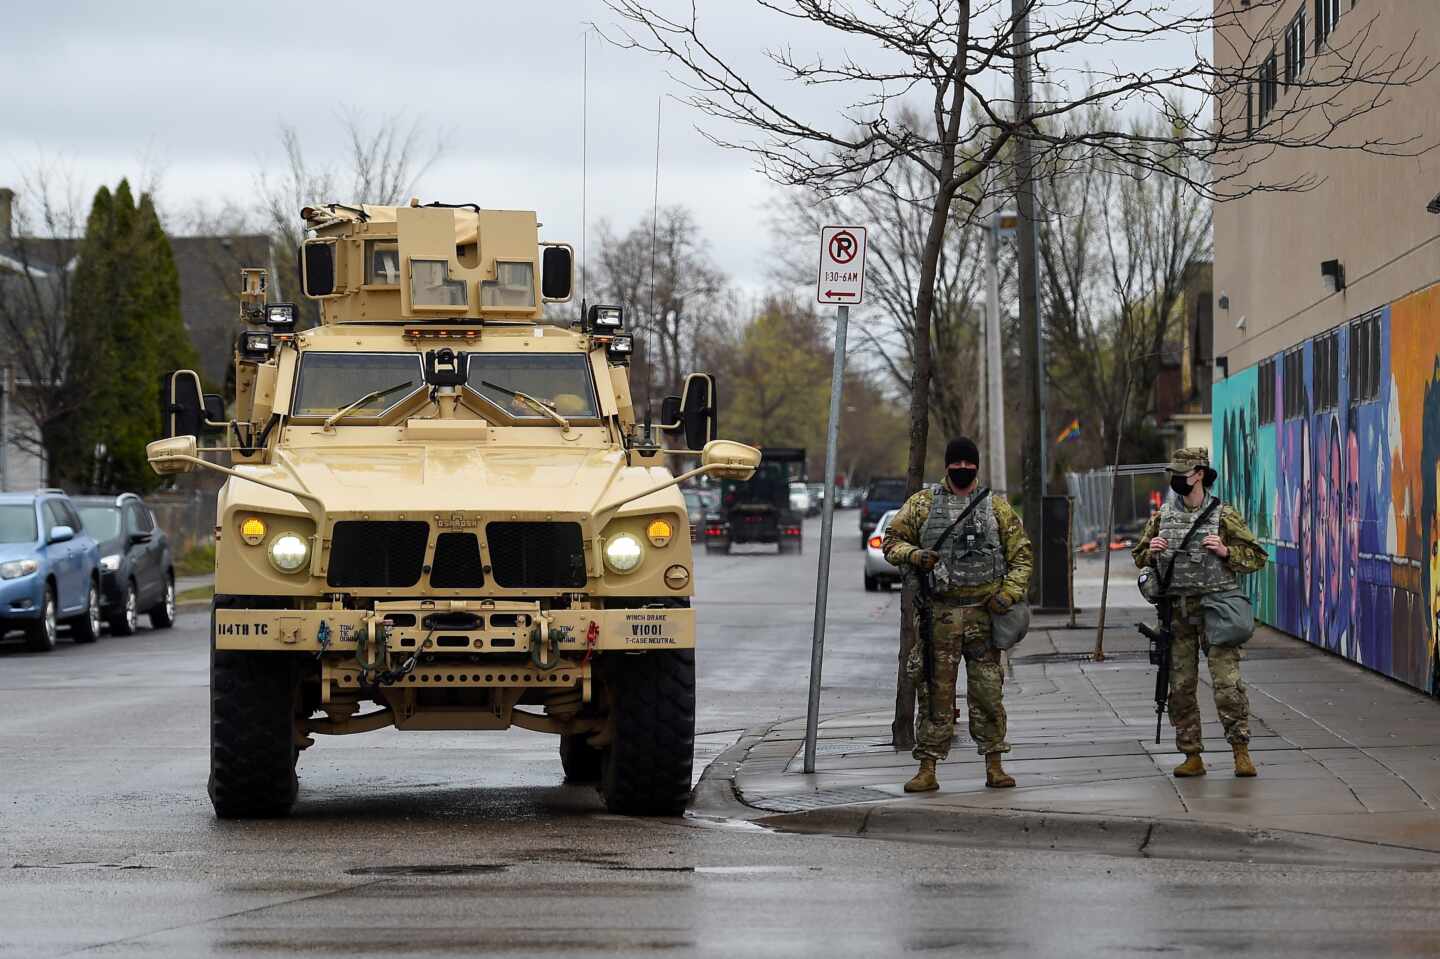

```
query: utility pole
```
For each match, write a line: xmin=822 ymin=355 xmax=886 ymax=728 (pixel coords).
xmin=984 ymin=211 xmax=1008 ymax=494
xmin=1012 ymin=0 xmax=1045 ymax=600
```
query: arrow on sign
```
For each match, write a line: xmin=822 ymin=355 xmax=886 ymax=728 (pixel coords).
xmin=824 ymin=290 xmax=857 ymax=298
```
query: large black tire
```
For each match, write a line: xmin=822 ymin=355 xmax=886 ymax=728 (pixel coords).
xmin=70 ymin=578 xmax=101 ymax=643
xmin=148 ymin=574 xmax=176 ymax=630
xmin=601 ymin=650 xmax=696 ymax=816
xmin=209 ymin=600 xmax=300 ymax=818
xmin=559 ymin=733 xmax=604 ymax=783
xmin=24 ymin=584 xmax=57 ymax=652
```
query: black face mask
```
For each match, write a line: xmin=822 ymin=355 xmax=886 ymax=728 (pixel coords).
xmin=1170 ymin=475 xmax=1194 ymax=497
xmin=948 ymin=467 xmax=978 ymax=489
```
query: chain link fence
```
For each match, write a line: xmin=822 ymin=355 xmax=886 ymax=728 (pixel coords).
xmin=1066 ymin=467 xmax=1169 ymax=548
xmin=146 ymin=489 xmax=218 ymax=556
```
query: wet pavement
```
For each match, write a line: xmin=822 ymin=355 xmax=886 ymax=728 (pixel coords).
xmin=4 ymin=520 xmax=1440 ymax=956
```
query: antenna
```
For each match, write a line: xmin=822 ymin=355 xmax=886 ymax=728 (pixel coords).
xmin=642 ymin=96 xmax=662 ymax=447
xmin=580 ymin=25 xmax=591 ymax=321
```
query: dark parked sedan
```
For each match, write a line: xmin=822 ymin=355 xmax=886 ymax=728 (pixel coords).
xmin=73 ymin=494 xmax=176 ymax=635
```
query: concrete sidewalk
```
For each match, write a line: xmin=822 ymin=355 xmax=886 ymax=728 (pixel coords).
xmin=707 ymin=610 xmax=1440 ymax=859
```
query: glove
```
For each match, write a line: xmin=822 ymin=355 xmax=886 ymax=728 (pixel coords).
xmin=912 ymin=549 xmax=940 ymax=571
xmin=987 ymin=592 xmax=1014 ymax=615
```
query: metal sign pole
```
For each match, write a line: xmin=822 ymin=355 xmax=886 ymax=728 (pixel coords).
xmin=802 ymin=303 xmax=849 ymax=774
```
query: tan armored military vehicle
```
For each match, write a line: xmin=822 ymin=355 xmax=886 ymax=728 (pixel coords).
xmin=147 ymin=201 xmax=758 ymax=818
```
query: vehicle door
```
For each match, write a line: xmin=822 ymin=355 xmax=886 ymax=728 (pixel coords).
xmin=42 ymin=500 xmax=80 ymax=613
xmin=124 ymin=501 xmax=161 ymax=605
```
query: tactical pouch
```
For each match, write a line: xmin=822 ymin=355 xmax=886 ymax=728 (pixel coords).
xmin=1200 ymin=588 xmax=1255 ymax=647
xmin=989 ymin=602 xmax=1030 ymax=650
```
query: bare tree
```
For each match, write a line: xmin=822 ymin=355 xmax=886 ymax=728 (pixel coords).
xmin=255 ymin=113 xmax=444 ymax=326
xmin=1040 ymin=110 xmax=1213 ymax=467
xmin=590 ymin=206 xmax=727 ymax=405
xmin=0 ymin=168 xmax=88 ymax=484
xmin=600 ymin=0 xmax=1430 ymax=746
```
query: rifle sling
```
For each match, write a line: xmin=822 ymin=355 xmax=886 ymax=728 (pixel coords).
xmin=919 ymin=487 xmax=992 ymax=597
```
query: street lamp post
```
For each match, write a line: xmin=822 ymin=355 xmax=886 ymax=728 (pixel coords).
xmin=984 ymin=210 xmax=1018 ymax=494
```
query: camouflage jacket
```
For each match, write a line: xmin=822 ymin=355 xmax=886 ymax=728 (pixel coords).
xmin=1131 ymin=499 xmax=1267 ymax=576
xmin=882 ymin=486 xmax=1033 ymax=603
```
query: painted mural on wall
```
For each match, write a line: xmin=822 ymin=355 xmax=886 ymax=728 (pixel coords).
xmin=1213 ymin=282 xmax=1440 ymax=693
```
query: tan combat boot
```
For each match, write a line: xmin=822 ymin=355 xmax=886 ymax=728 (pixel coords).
xmin=1233 ymin=744 xmax=1257 ymax=778
xmin=1173 ymin=754 xmax=1206 ymax=777
xmin=904 ymin=759 xmax=939 ymax=793
xmin=985 ymin=752 xmax=1016 ymax=788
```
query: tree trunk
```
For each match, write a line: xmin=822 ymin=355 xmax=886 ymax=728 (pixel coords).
xmin=893 ymin=192 xmax=955 ymax=749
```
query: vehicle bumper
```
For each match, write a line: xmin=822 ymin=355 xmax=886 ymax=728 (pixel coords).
xmin=0 ymin=573 xmax=44 ymax=621
xmin=214 ymin=600 xmax=695 ymax=654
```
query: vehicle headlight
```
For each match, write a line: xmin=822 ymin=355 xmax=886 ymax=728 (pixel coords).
xmin=267 ymin=533 xmax=310 ymax=573
xmin=99 ymin=554 xmax=121 ymax=572
xmin=0 ymin=559 xmax=38 ymax=580
xmin=604 ymin=533 xmax=644 ymax=574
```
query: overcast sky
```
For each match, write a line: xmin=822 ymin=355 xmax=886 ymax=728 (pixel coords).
xmin=1 ymin=0 xmax=1206 ymax=295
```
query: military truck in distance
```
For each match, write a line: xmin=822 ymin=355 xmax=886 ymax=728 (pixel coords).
xmin=702 ymin=447 xmax=805 ymax=555
xmin=147 ymin=202 xmax=759 ymax=818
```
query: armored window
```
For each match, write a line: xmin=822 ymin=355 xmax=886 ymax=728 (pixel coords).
xmin=365 ymin=241 xmax=400 ymax=286
xmin=465 ymin=353 xmax=599 ymax=421
xmin=291 ymin=352 xmax=424 ymax=420
xmin=410 ymin=259 xmax=468 ymax=307
xmin=480 ymin=261 xmax=536 ymax=309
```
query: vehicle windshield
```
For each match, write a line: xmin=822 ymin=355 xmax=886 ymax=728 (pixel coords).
xmin=0 ymin=504 xmax=38 ymax=544
xmin=868 ymin=480 xmax=908 ymax=502
xmin=466 ymin=354 xmax=599 ymax=421
xmin=77 ymin=507 xmax=121 ymax=541
xmin=293 ymin=353 xmax=423 ymax=419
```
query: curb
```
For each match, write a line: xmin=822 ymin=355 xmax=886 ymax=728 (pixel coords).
xmin=695 ymin=713 xmax=1440 ymax=868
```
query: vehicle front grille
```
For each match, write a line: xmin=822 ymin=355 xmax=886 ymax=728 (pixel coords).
xmin=486 ymin=522 xmax=587 ymax=588
xmin=327 ymin=521 xmax=429 ymax=587
xmin=430 ymin=532 xmax=486 ymax=588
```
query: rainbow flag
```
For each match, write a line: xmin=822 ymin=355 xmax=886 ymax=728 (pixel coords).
xmin=1055 ymin=418 xmax=1081 ymax=445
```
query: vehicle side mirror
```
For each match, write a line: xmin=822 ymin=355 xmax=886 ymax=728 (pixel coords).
xmin=302 ymin=240 xmax=337 ymax=297
xmin=541 ymin=244 xmax=573 ymax=301
xmin=147 ymin=435 xmax=199 ymax=476
xmin=203 ymin=394 xmax=226 ymax=425
xmin=680 ymin=372 xmax=718 ymax=450
xmin=701 ymin=440 xmax=760 ymax=481
xmin=159 ymin=370 xmax=207 ymax=439
xmin=659 ymin=395 xmax=682 ymax=431
xmin=129 ymin=531 xmax=154 ymax=545
xmin=48 ymin=525 xmax=74 ymax=544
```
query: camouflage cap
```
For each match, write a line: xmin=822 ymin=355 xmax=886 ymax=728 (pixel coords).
xmin=1167 ymin=447 xmax=1211 ymax=475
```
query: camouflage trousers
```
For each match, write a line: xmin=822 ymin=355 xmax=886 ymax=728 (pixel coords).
xmin=907 ymin=602 xmax=1009 ymax=760
xmin=1168 ymin=595 xmax=1250 ymax=754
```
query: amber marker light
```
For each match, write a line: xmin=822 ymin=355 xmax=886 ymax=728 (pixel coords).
xmin=240 ymin=517 xmax=267 ymax=546
xmin=646 ymin=518 xmax=675 ymax=548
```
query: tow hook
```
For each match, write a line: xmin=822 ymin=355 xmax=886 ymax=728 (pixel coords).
xmin=355 ymin=616 xmax=389 ymax=678
xmin=529 ymin=615 xmax=571 ymax=671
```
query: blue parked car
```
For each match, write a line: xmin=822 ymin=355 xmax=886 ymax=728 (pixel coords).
xmin=0 ymin=489 xmax=102 ymax=651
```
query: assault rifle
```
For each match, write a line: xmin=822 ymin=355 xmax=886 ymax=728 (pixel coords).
xmin=1136 ymin=496 xmax=1220 ymax=745
xmin=1137 ymin=600 xmax=1173 ymax=745
xmin=913 ymin=488 xmax=990 ymax=723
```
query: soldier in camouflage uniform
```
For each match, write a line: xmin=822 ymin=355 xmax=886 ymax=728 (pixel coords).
xmin=1132 ymin=447 xmax=1268 ymax=778
xmin=883 ymin=436 xmax=1033 ymax=792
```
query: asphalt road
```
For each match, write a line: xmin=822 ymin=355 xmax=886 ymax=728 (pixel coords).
xmin=4 ymin=513 xmax=1440 ymax=957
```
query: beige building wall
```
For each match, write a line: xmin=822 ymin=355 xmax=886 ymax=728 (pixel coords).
xmin=1213 ymin=1 xmax=1440 ymax=371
